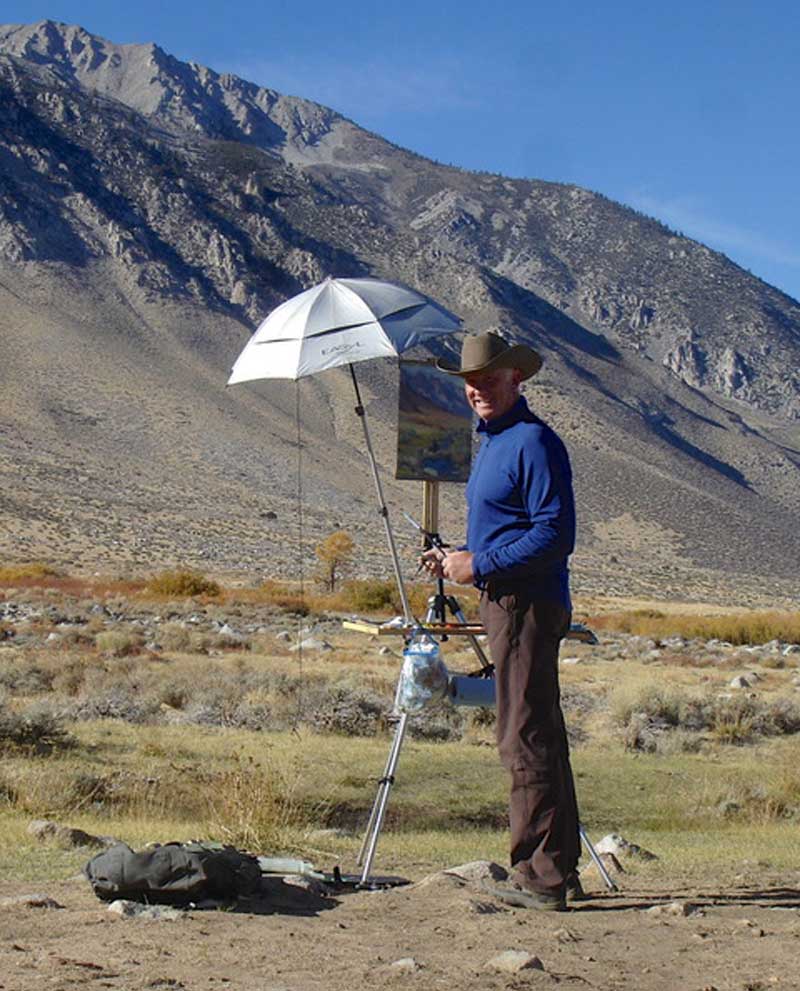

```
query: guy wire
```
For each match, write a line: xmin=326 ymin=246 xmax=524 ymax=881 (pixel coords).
xmin=292 ymin=379 xmax=305 ymax=733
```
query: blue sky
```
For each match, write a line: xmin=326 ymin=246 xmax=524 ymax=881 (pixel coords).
xmin=6 ymin=0 xmax=800 ymax=301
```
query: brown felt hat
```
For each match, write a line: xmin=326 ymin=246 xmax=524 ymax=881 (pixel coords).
xmin=436 ymin=331 xmax=543 ymax=380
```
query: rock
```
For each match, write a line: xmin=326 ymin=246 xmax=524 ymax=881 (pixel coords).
xmin=0 ymin=894 xmax=64 ymax=909
xmin=560 ymin=656 xmax=581 ymax=665
xmin=485 ymin=950 xmax=544 ymax=974
xmin=290 ymin=637 xmax=333 ymax=652
xmin=645 ymin=900 xmax=701 ymax=917
xmin=443 ymin=861 xmax=508 ymax=884
xmin=582 ymin=851 xmax=625 ymax=878
xmin=730 ymin=675 xmax=754 ymax=688
xmin=27 ymin=819 xmax=116 ymax=849
xmin=387 ymin=958 xmax=420 ymax=975
xmin=282 ymin=874 xmax=330 ymax=897
xmin=468 ymin=899 xmax=506 ymax=915
xmin=594 ymin=833 xmax=657 ymax=861
xmin=107 ymin=900 xmax=185 ymax=920
xmin=554 ymin=927 xmax=579 ymax=943
xmin=275 ymin=631 xmax=292 ymax=642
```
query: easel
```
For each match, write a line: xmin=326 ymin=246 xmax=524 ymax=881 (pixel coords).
xmin=354 ymin=481 xmax=617 ymax=893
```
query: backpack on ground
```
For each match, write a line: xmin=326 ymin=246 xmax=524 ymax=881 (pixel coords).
xmin=84 ymin=841 xmax=263 ymax=905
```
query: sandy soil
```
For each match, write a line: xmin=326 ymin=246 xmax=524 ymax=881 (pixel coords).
xmin=2 ymin=865 xmax=800 ymax=991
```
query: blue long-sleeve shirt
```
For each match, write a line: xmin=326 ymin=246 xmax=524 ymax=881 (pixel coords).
xmin=465 ymin=396 xmax=575 ymax=606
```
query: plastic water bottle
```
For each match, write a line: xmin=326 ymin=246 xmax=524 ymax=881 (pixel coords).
xmin=395 ymin=630 xmax=449 ymax=713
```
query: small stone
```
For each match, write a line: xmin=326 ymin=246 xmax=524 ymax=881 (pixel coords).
xmin=468 ymin=899 xmax=506 ymax=915
xmin=485 ymin=950 xmax=544 ymax=974
xmin=560 ymin=656 xmax=581 ymax=665
xmin=730 ymin=675 xmax=754 ymax=688
xmin=582 ymin=851 xmax=625 ymax=877
xmin=387 ymin=958 xmax=420 ymax=975
xmin=645 ymin=900 xmax=700 ymax=917
xmin=290 ymin=637 xmax=332 ymax=652
xmin=275 ymin=631 xmax=291 ymax=642
xmin=107 ymin=900 xmax=185 ymax=920
xmin=0 ymin=894 xmax=64 ymax=909
xmin=554 ymin=927 xmax=579 ymax=943
xmin=594 ymin=833 xmax=657 ymax=861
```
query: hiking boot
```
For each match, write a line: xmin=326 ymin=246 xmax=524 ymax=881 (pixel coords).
xmin=481 ymin=876 xmax=566 ymax=912
xmin=565 ymin=871 xmax=588 ymax=902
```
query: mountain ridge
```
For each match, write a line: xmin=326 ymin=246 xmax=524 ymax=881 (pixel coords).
xmin=0 ymin=20 xmax=798 ymax=605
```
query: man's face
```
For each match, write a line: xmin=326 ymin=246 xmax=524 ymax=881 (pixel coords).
xmin=464 ymin=366 xmax=522 ymax=421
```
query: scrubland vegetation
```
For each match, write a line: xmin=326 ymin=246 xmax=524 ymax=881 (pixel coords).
xmin=1 ymin=564 xmax=799 ymax=885
xmin=587 ymin=607 xmax=800 ymax=646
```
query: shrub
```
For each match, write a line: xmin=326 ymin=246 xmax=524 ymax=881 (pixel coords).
xmin=146 ymin=570 xmax=221 ymax=598
xmin=0 ymin=661 xmax=55 ymax=695
xmin=0 ymin=562 xmax=60 ymax=583
xmin=0 ymin=702 xmax=74 ymax=754
xmin=340 ymin=579 xmax=398 ymax=614
xmin=613 ymin=681 xmax=800 ymax=750
xmin=95 ymin=629 xmax=145 ymax=657
xmin=69 ymin=686 xmax=161 ymax=724
xmin=308 ymin=684 xmax=388 ymax=737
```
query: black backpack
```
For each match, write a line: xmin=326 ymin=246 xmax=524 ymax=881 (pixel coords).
xmin=85 ymin=841 xmax=263 ymax=905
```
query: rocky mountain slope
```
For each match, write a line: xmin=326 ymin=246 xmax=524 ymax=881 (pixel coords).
xmin=0 ymin=20 xmax=798 ymax=604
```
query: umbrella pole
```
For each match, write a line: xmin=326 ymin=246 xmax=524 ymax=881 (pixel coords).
xmin=349 ymin=364 xmax=413 ymax=623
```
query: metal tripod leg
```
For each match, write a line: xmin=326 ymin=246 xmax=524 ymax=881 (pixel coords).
xmin=579 ymin=823 xmax=618 ymax=891
xmin=445 ymin=595 xmax=492 ymax=671
xmin=357 ymin=712 xmax=408 ymax=886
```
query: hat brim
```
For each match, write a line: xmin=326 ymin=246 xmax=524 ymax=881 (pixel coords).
xmin=435 ymin=344 xmax=543 ymax=381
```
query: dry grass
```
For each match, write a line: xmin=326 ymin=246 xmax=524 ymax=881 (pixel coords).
xmin=2 ymin=577 xmax=800 ymax=885
xmin=587 ymin=608 xmax=800 ymax=645
xmin=230 ymin=577 xmax=480 ymax=619
xmin=207 ymin=749 xmax=323 ymax=854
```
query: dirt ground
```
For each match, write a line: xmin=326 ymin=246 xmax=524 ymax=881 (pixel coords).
xmin=2 ymin=864 xmax=800 ymax=991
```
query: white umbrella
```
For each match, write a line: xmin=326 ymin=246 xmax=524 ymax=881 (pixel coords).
xmin=228 ymin=276 xmax=460 ymax=383
xmin=227 ymin=276 xmax=462 ymax=620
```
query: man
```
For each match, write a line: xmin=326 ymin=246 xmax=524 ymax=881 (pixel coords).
xmin=423 ymin=330 xmax=581 ymax=911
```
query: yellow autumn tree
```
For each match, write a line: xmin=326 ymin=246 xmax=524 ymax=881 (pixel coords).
xmin=315 ymin=529 xmax=355 ymax=592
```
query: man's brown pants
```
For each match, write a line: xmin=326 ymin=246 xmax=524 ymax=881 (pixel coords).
xmin=479 ymin=588 xmax=581 ymax=894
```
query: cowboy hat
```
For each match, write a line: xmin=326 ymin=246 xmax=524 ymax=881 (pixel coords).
xmin=435 ymin=331 xmax=543 ymax=380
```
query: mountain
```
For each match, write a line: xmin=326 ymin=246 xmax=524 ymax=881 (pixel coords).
xmin=0 ymin=20 xmax=798 ymax=605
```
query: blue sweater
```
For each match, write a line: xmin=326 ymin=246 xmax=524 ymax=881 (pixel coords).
xmin=465 ymin=397 xmax=575 ymax=606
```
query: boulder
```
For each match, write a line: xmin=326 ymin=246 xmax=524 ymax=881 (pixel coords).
xmin=28 ymin=819 xmax=116 ymax=849
xmin=442 ymin=861 xmax=509 ymax=884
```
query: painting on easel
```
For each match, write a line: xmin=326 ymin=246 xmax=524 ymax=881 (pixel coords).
xmin=395 ymin=361 xmax=472 ymax=482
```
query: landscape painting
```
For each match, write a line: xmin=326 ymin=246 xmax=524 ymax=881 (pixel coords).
xmin=396 ymin=362 xmax=472 ymax=482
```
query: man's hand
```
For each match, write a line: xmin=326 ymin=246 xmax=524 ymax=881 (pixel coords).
xmin=420 ymin=547 xmax=446 ymax=578
xmin=442 ymin=550 xmax=474 ymax=585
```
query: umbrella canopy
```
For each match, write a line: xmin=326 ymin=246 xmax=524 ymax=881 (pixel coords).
xmin=227 ymin=277 xmax=461 ymax=384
